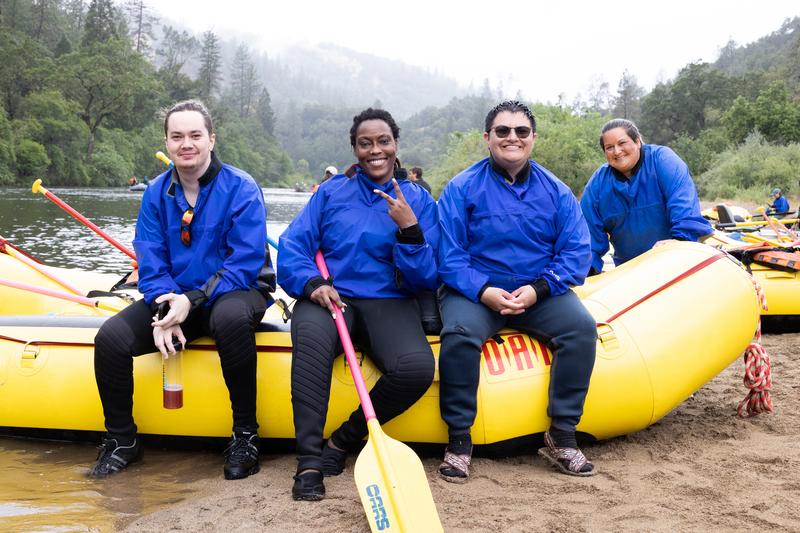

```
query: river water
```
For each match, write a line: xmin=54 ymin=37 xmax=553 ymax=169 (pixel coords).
xmin=0 ymin=186 xmax=309 ymax=532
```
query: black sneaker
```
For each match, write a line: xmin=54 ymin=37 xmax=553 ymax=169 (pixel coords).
xmin=88 ymin=436 xmax=142 ymax=478
xmin=223 ymin=431 xmax=260 ymax=480
xmin=292 ymin=470 xmax=325 ymax=501
xmin=321 ymin=443 xmax=347 ymax=477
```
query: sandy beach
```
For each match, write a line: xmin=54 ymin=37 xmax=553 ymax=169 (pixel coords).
xmin=120 ymin=329 xmax=800 ymax=532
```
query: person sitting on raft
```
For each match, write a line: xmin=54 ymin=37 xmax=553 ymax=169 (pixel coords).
xmin=278 ymin=108 xmax=439 ymax=501
xmin=580 ymin=118 xmax=712 ymax=275
xmin=766 ymin=187 xmax=790 ymax=216
xmin=89 ymin=100 xmax=275 ymax=480
xmin=436 ymin=100 xmax=597 ymax=480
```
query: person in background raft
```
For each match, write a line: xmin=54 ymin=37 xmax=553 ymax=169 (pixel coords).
xmin=89 ymin=100 xmax=275 ymax=480
xmin=311 ymin=166 xmax=338 ymax=193
xmin=409 ymin=166 xmax=432 ymax=194
xmin=580 ymin=118 xmax=712 ymax=275
xmin=436 ymin=100 xmax=597 ymax=480
xmin=278 ymin=108 xmax=439 ymax=501
xmin=766 ymin=187 xmax=790 ymax=216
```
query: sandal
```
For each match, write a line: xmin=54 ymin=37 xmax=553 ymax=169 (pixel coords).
xmin=537 ymin=431 xmax=596 ymax=477
xmin=438 ymin=447 xmax=472 ymax=483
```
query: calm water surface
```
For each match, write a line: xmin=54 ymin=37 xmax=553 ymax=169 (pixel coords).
xmin=0 ymin=186 xmax=309 ymax=532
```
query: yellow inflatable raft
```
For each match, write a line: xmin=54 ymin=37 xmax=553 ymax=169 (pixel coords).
xmin=706 ymin=231 xmax=800 ymax=317
xmin=0 ymin=242 xmax=759 ymax=443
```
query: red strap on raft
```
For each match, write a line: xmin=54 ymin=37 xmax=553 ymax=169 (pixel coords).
xmin=738 ymin=278 xmax=772 ymax=417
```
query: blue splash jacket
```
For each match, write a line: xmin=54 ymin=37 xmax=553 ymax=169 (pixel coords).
xmin=438 ymin=157 xmax=590 ymax=303
xmin=277 ymin=167 xmax=439 ymax=299
xmin=768 ymin=195 xmax=790 ymax=215
xmin=134 ymin=155 xmax=272 ymax=307
xmin=580 ymin=144 xmax=712 ymax=273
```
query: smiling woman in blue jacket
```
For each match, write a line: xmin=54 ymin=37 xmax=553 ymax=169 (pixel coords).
xmin=278 ymin=108 xmax=438 ymax=501
xmin=580 ymin=119 xmax=712 ymax=275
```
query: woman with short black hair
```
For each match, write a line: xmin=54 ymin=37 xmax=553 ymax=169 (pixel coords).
xmin=278 ymin=107 xmax=439 ymax=501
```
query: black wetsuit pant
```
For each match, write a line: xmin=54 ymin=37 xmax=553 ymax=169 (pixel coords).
xmin=94 ymin=289 xmax=268 ymax=438
xmin=291 ymin=297 xmax=435 ymax=473
xmin=438 ymin=287 xmax=597 ymax=436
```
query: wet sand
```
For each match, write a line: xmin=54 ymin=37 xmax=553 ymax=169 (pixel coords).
xmin=121 ymin=331 xmax=800 ymax=532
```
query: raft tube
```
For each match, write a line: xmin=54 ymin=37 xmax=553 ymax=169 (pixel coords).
xmin=0 ymin=242 xmax=759 ymax=443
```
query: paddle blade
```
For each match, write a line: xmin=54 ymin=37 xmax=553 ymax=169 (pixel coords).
xmin=354 ymin=425 xmax=442 ymax=533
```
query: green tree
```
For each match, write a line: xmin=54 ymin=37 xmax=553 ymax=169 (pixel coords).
xmin=15 ymin=138 xmax=50 ymax=179
xmin=87 ymin=141 xmax=132 ymax=185
xmin=612 ymin=70 xmax=644 ymax=122
xmin=722 ymin=82 xmax=800 ymax=144
xmin=56 ymin=39 xmax=157 ymax=163
xmin=157 ymin=25 xmax=198 ymax=100
xmin=81 ymin=0 xmax=119 ymax=47
xmin=63 ymin=0 xmax=87 ymax=43
xmin=697 ymin=131 xmax=800 ymax=200
xmin=197 ymin=30 xmax=221 ymax=104
xmin=18 ymin=89 xmax=89 ymax=183
xmin=229 ymin=44 xmax=260 ymax=118
xmin=256 ymin=87 xmax=275 ymax=136
xmin=30 ymin=0 xmax=56 ymax=41
xmin=0 ymin=102 xmax=16 ymax=185
xmin=532 ymin=105 xmax=607 ymax=194
xmin=124 ymin=0 xmax=155 ymax=54
xmin=640 ymin=63 xmax=738 ymax=145
xmin=426 ymin=130 xmax=486 ymax=196
xmin=0 ymin=29 xmax=53 ymax=119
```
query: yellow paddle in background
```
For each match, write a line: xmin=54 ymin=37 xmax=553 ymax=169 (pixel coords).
xmin=155 ymin=151 xmax=173 ymax=168
xmin=314 ymin=251 xmax=442 ymax=533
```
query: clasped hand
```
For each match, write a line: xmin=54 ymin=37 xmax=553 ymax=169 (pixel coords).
xmin=151 ymin=293 xmax=190 ymax=358
xmin=480 ymin=285 xmax=538 ymax=315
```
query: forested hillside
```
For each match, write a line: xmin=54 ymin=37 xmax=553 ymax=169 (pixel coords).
xmin=1 ymin=0 xmax=798 ymax=201
xmin=422 ymin=17 xmax=800 ymax=201
xmin=0 ymin=0 xmax=301 ymax=187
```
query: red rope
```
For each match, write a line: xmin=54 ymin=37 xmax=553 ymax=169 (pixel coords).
xmin=737 ymin=278 xmax=773 ymax=417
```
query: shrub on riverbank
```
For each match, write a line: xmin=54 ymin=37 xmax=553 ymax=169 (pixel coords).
xmin=696 ymin=131 xmax=800 ymax=202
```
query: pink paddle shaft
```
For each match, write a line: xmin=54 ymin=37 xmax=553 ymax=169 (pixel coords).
xmin=0 ymin=277 xmax=99 ymax=308
xmin=1 ymin=240 xmax=84 ymax=296
xmin=314 ymin=251 xmax=377 ymax=421
xmin=41 ymin=189 xmax=136 ymax=260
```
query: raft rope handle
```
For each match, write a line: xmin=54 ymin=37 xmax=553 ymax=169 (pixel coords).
xmin=737 ymin=277 xmax=773 ymax=417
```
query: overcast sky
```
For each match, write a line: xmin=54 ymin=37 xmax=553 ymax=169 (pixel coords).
xmin=153 ymin=0 xmax=799 ymax=104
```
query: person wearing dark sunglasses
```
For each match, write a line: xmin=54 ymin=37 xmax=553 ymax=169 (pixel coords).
xmin=278 ymin=108 xmax=438 ymax=501
xmin=89 ymin=100 xmax=275 ymax=481
xmin=580 ymin=118 xmax=712 ymax=276
xmin=436 ymin=100 xmax=597 ymax=480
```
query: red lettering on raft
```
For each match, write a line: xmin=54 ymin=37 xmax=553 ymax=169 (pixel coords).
xmin=481 ymin=335 xmax=551 ymax=376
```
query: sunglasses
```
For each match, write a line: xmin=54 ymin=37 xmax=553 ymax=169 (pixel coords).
xmin=180 ymin=208 xmax=194 ymax=246
xmin=490 ymin=125 xmax=533 ymax=138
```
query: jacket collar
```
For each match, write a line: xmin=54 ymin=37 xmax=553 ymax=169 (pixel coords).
xmin=167 ymin=151 xmax=223 ymax=196
xmin=489 ymin=155 xmax=531 ymax=184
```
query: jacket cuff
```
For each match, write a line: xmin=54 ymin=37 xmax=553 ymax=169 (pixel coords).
xmin=396 ymin=223 xmax=424 ymax=245
xmin=530 ymin=279 xmax=551 ymax=301
xmin=184 ymin=289 xmax=208 ymax=310
xmin=476 ymin=283 xmax=491 ymax=301
xmin=303 ymin=276 xmax=332 ymax=299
